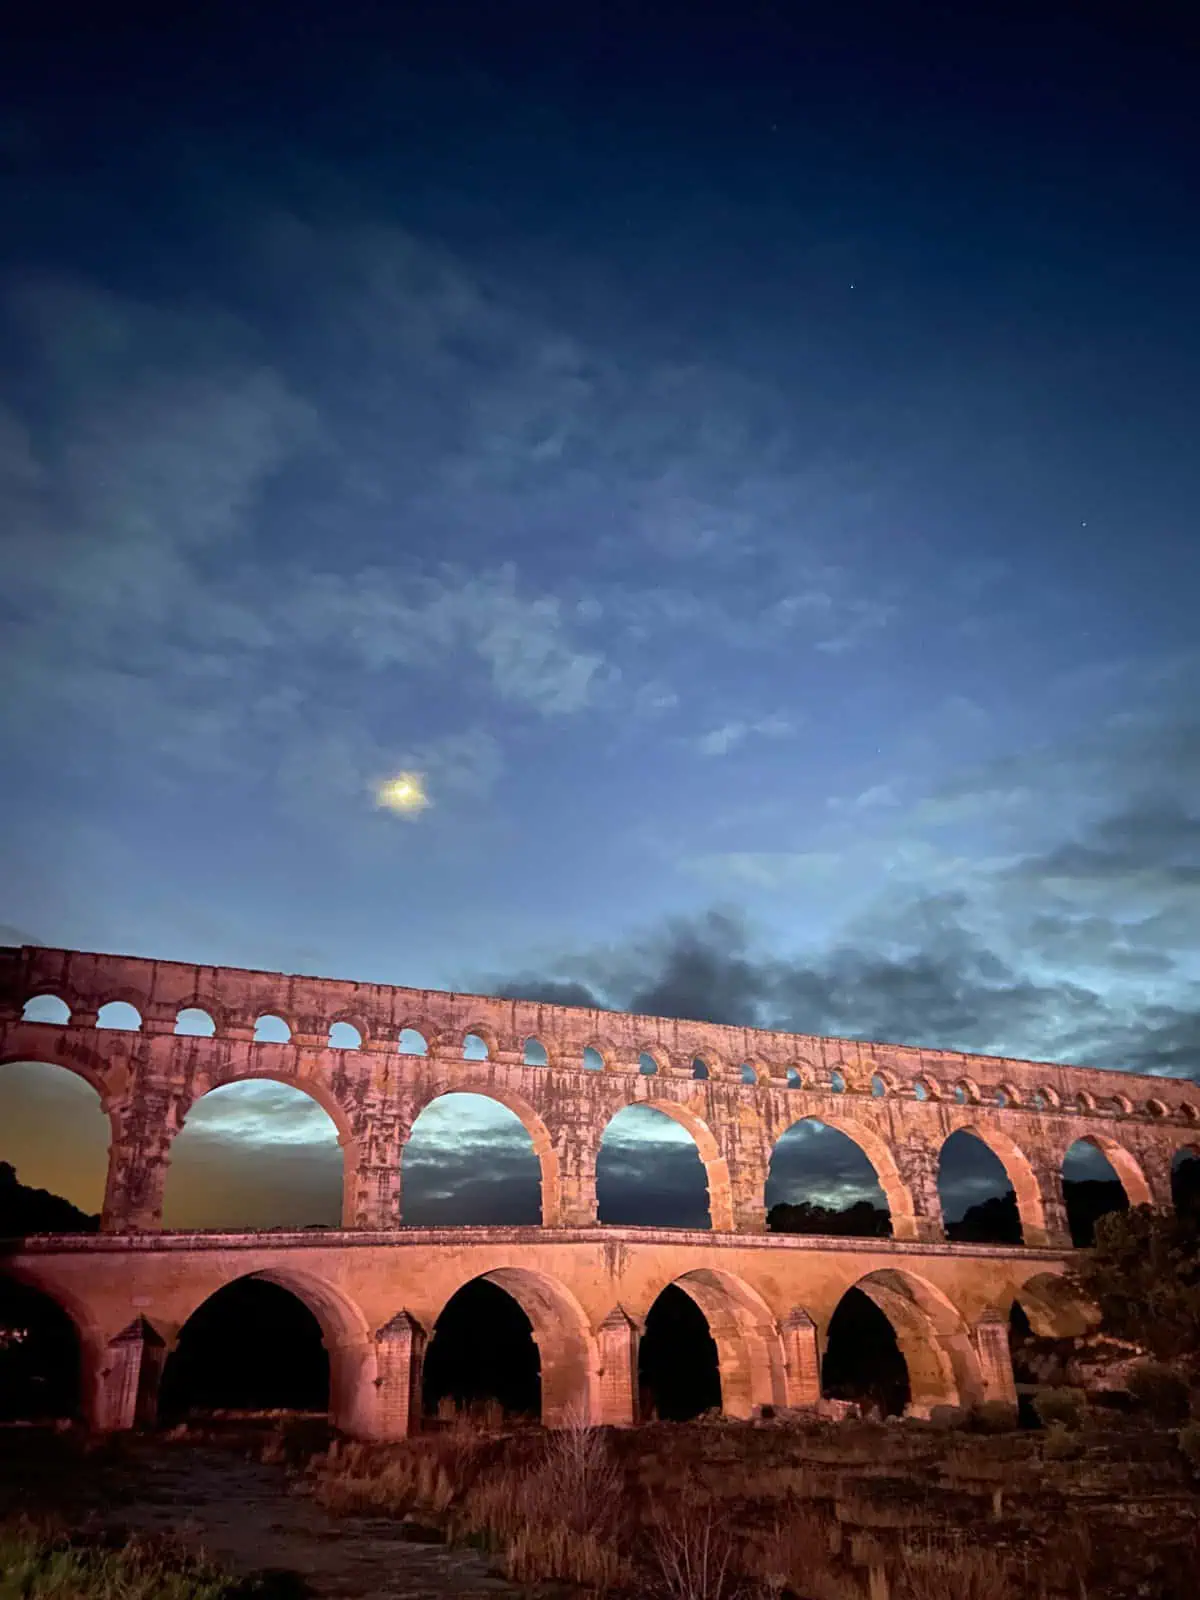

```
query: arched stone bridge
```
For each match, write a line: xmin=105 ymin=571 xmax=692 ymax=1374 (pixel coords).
xmin=2 ymin=944 xmax=1197 ymax=1437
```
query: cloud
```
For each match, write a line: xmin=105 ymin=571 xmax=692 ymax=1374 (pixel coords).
xmin=483 ymin=746 xmax=1200 ymax=1079
xmin=693 ymin=713 xmax=795 ymax=758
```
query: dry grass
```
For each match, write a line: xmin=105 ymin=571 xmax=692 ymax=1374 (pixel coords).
xmin=644 ymin=1490 xmax=743 ymax=1600
xmin=306 ymin=1415 xmax=1195 ymax=1598
xmin=891 ymin=1540 xmax=1017 ymax=1600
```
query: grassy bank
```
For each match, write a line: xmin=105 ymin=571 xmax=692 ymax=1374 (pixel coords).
xmin=0 ymin=1524 xmax=233 ymax=1600
xmin=305 ymin=1411 xmax=1200 ymax=1599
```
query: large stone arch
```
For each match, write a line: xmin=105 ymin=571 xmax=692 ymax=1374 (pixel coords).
xmin=0 ymin=1049 xmax=119 ymax=1222
xmin=167 ymin=1071 xmax=354 ymax=1228
xmin=768 ymin=1113 xmax=917 ymax=1239
xmin=610 ymin=1096 xmax=733 ymax=1231
xmin=428 ymin=1267 xmax=598 ymax=1426
xmin=840 ymin=1268 xmax=982 ymax=1416
xmin=1013 ymin=1270 xmax=1099 ymax=1339
xmin=191 ymin=1069 xmax=355 ymax=1142
xmin=655 ymin=1267 xmax=787 ymax=1417
xmin=1 ymin=1043 xmax=126 ymax=1114
xmin=402 ymin=1083 xmax=561 ymax=1225
xmin=1066 ymin=1133 xmax=1153 ymax=1207
xmin=943 ymin=1122 xmax=1047 ymax=1244
xmin=166 ymin=1266 xmax=374 ymax=1434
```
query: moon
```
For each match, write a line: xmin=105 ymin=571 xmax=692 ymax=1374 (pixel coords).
xmin=375 ymin=771 xmax=431 ymax=816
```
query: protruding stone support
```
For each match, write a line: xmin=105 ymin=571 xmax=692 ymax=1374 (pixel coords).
xmin=970 ymin=1306 xmax=1017 ymax=1409
xmin=371 ymin=1311 xmax=426 ymax=1439
xmin=596 ymin=1304 xmax=640 ymax=1425
xmin=780 ymin=1307 xmax=821 ymax=1409
xmin=89 ymin=1319 xmax=164 ymax=1431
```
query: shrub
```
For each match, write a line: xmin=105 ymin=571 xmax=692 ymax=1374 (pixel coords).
xmin=646 ymin=1493 xmax=738 ymax=1600
xmin=925 ymin=1405 xmax=965 ymax=1430
xmin=1178 ymin=1420 xmax=1200 ymax=1471
xmin=1125 ymin=1360 xmax=1191 ymax=1423
xmin=1042 ymin=1421 xmax=1081 ymax=1461
xmin=969 ymin=1400 xmax=1018 ymax=1434
xmin=1032 ymin=1387 xmax=1086 ymax=1429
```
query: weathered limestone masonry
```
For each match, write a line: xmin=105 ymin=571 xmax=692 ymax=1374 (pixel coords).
xmin=2 ymin=945 xmax=1198 ymax=1439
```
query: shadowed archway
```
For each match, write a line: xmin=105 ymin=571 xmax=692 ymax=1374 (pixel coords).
xmin=638 ymin=1284 xmax=720 ymax=1420
xmin=825 ymin=1269 xmax=980 ymax=1417
xmin=423 ymin=1278 xmax=540 ymax=1422
xmin=159 ymin=1276 xmax=329 ymax=1422
xmin=821 ymin=1287 xmax=910 ymax=1416
xmin=0 ymin=1275 xmax=83 ymax=1421
xmin=426 ymin=1268 xmax=596 ymax=1426
xmin=644 ymin=1268 xmax=786 ymax=1418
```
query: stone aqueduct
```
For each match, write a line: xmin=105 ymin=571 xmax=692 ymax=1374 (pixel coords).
xmin=2 ymin=944 xmax=1198 ymax=1439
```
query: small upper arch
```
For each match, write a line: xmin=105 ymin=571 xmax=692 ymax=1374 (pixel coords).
xmin=461 ymin=1024 xmax=498 ymax=1060
xmin=96 ymin=999 xmax=143 ymax=1031
xmin=912 ymin=1075 xmax=942 ymax=1102
xmin=1036 ymin=1084 xmax=1062 ymax=1109
xmin=1144 ymin=1097 xmax=1168 ymax=1119
xmin=523 ymin=1036 xmax=549 ymax=1067
xmin=582 ymin=1044 xmax=606 ymax=1072
xmin=174 ymin=1007 xmax=218 ymax=1038
xmin=327 ymin=1020 xmax=364 ymax=1050
xmin=1074 ymin=1090 xmax=1096 ymax=1114
xmin=253 ymin=1013 xmax=293 ymax=1044
xmin=953 ymin=1077 xmax=982 ymax=1105
xmin=398 ymin=1024 xmax=429 ymax=1056
xmin=995 ymin=1081 xmax=1021 ymax=1108
xmin=21 ymin=994 xmax=71 ymax=1025
xmin=175 ymin=994 xmax=229 ymax=1034
xmin=1178 ymin=1102 xmax=1199 ymax=1124
xmin=740 ymin=1060 xmax=766 ymax=1085
xmin=1109 ymin=1093 xmax=1133 ymax=1116
xmin=637 ymin=1044 xmax=670 ymax=1077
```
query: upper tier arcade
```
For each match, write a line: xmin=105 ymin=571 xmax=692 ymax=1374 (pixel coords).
xmin=2 ymin=944 xmax=1197 ymax=1244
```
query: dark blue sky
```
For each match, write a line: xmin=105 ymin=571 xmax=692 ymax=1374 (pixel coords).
xmin=2 ymin=0 xmax=1197 ymax=1224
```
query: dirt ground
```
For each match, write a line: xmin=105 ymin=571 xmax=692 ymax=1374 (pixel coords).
xmin=0 ymin=1428 xmax=569 ymax=1599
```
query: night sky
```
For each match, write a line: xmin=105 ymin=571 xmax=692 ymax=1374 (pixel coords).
xmin=1 ymin=1 xmax=1197 ymax=1230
